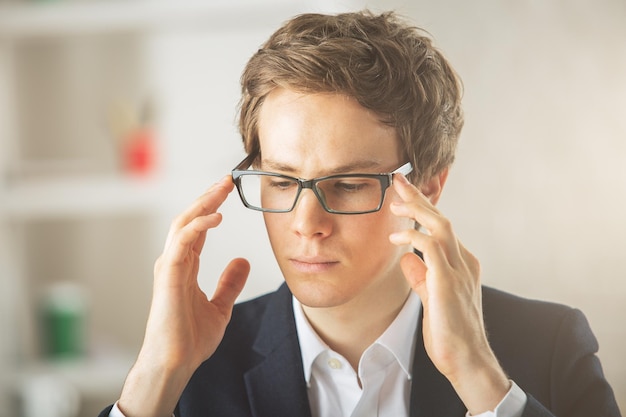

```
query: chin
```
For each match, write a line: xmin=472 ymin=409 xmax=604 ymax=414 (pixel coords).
xmin=284 ymin=275 xmax=352 ymax=309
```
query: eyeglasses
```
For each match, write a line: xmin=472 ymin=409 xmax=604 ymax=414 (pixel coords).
xmin=231 ymin=157 xmax=413 ymax=214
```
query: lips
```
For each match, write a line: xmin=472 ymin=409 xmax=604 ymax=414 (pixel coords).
xmin=289 ymin=257 xmax=340 ymax=273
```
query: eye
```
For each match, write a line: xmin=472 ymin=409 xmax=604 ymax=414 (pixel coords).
xmin=267 ymin=177 xmax=297 ymax=190
xmin=334 ymin=180 xmax=371 ymax=192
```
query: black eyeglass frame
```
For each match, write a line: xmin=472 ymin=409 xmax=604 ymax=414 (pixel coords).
xmin=231 ymin=157 xmax=414 ymax=215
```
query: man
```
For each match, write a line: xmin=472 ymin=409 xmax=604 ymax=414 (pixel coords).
xmin=100 ymin=10 xmax=620 ymax=417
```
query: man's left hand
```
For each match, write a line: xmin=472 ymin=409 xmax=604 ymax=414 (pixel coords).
xmin=389 ymin=173 xmax=510 ymax=415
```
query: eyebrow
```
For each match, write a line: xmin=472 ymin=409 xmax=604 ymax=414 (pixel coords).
xmin=261 ymin=159 xmax=385 ymax=176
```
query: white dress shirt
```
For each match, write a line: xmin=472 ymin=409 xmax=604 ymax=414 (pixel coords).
xmin=109 ymin=291 xmax=526 ymax=417
xmin=293 ymin=292 xmax=527 ymax=417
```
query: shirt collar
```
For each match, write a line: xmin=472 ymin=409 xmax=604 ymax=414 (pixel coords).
xmin=292 ymin=296 xmax=330 ymax=385
xmin=375 ymin=290 xmax=421 ymax=379
xmin=292 ymin=291 xmax=421 ymax=385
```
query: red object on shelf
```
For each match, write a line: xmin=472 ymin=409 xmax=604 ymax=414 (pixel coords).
xmin=123 ymin=128 xmax=157 ymax=175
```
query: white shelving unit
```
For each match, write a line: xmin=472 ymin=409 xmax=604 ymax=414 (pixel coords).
xmin=0 ymin=1 xmax=304 ymax=416
xmin=0 ymin=2 xmax=162 ymax=410
xmin=1 ymin=176 xmax=163 ymax=219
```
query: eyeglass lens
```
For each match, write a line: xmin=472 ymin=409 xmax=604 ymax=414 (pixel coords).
xmin=237 ymin=174 xmax=384 ymax=213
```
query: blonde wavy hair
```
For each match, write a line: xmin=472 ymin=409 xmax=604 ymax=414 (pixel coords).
xmin=238 ymin=10 xmax=464 ymax=184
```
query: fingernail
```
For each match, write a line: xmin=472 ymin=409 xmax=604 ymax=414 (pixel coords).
xmin=394 ymin=173 xmax=410 ymax=185
xmin=389 ymin=232 xmax=403 ymax=244
xmin=207 ymin=176 xmax=231 ymax=192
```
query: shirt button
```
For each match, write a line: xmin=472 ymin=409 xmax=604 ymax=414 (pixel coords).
xmin=327 ymin=358 xmax=342 ymax=369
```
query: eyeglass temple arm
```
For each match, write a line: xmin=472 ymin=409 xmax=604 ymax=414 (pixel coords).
xmin=234 ymin=153 xmax=257 ymax=171
xmin=392 ymin=162 xmax=413 ymax=177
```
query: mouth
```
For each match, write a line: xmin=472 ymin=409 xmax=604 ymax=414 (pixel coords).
xmin=289 ymin=257 xmax=340 ymax=273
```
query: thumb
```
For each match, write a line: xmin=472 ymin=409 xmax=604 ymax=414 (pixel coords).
xmin=211 ymin=258 xmax=250 ymax=314
xmin=400 ymin=252 xmax=428 ymax=301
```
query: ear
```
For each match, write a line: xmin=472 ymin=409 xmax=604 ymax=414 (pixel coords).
xmin=419 ymin=167 xmax=449 ymax=206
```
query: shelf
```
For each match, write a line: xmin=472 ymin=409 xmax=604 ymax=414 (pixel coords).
xmin=0 ymin=0 xmax=302 ymax=38
xmin=8 ymin=354 xmax=135 ymax=398
xmin=1 ymin=175 xmax=163 ymax=220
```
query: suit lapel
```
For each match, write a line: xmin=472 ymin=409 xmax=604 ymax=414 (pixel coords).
xmin=410 ymin=307 xmax=467 ymax=417
xmin=244 ymin=284 xmax=312 ymax=417
xmin=242 ymin=286 xmax=467 ymax=417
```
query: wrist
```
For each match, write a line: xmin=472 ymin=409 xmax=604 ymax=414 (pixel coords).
xmin=449 ymin=351 xmax=510 ymax=415
xmin=118 ymin=355 xmax=193 ymax=417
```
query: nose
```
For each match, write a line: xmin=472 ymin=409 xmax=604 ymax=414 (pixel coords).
xmin=291 ymin=188 xmax=333 ymax=238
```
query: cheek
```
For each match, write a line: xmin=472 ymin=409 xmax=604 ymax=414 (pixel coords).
xmin=365 ymin=207 xmax=416 ymax=256
xmin=344 ymin=213 xmax=412 ymax=278
xmin=347 ymin=210 xmax=412 ymax=249
xmin=262 ymin=213 xmax=284 ymax=241
xmin=377 ymin=201 xmax=415 ymax=233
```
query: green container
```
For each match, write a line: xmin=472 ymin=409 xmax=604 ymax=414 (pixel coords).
xmin=41 ymin=283 xmax=86 ymax=359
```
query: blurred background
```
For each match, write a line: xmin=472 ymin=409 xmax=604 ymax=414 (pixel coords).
xmin=0 ymin=0 xmax=624 ymax=415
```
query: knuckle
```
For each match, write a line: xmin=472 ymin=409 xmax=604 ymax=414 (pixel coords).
xmin=470 ymin=255 xmax=481 ymax=276
xmin=464 ymin=251 xmax=481 ymax=278
xmin=436 ymin=215 xmax=453 ymax=233
xmin=170 ymin=215 xmax=184 ymax=232
xmin=422 ymin=235 xmax=440 ymax=253
xmin=154 ymin=255 xmax=164 ymax=274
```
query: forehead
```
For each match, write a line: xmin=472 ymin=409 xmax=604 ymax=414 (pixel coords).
xmin=257 ymin=88 xmax=402 ymax=174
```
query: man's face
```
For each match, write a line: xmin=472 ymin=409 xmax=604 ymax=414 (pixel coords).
xmin=257 ymin=88 xmax=414 ymax=310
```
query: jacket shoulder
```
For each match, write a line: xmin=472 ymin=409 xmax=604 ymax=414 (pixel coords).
xmin=481 ymin=285 xmax=588 ymax=361
xmin=481 ymin=286 xmax=620 ymax=416
xmin=482 ymin=286 xmax=576 ymax=327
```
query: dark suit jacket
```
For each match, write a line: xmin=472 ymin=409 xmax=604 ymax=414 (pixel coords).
xmin=100 ymin=284 xmax=620 ymax=417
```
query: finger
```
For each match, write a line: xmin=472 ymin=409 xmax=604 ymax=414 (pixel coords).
xmin=390 ymin=228 xmax=450 ymax=272
xmin=391 ymin=175 xmax=462 ymax=262
xmin=392 ymin=173 xmax=440 ymax=216
xmin=175 ymin=176 xmax=233 ymax=228
xmin=193 ymin=230 xmax=208 ymax=255
xmin=211 ymin=258 xmax=251 ymax=315
xmin=400 ymin=251 xmax=427 ymax=290
xmin=165 ymin=176 xmax=234 ymax=250
xmin=166 ymin=213 xmax=223 ymax=264
xmin=391 ymin=174 xmax=446 ymax=233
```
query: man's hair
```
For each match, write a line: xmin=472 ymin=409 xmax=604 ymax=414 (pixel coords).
xmin=238 ymin=10 xmax=464 ymax=184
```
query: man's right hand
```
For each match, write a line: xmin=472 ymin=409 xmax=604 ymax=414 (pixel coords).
xmin=117 ymin=176 xmax=250 ymax=417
